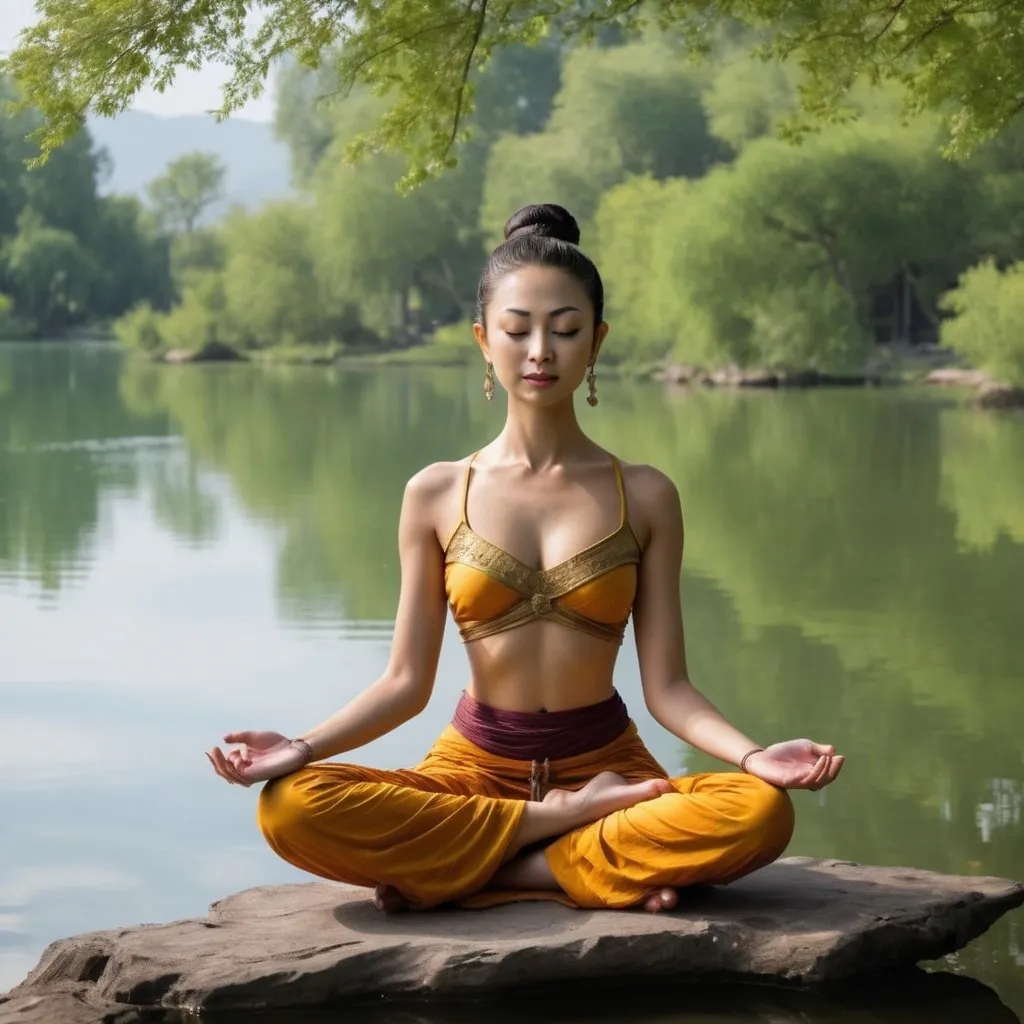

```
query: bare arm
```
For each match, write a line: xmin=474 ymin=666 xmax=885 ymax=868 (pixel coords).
xmin=631 ymin=468 xmax=844 ymax=790
xmin=631 ymin=468 xmax=762 ymax=767
xmin=295 ymin=466 xmax=450 ymax=760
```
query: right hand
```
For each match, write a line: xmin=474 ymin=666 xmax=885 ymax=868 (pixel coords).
xmin=206 ymin=730 xmax=309 ymax=787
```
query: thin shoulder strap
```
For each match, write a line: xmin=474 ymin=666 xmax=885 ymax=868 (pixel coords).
xmin=460 ymin=452 xmax=479 ymax=525
xmin=610 ymin=455 xmax=628 ymax=526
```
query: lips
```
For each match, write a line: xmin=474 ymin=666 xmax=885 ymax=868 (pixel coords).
xmin=523 ymin=374 xmax=558 ymax=381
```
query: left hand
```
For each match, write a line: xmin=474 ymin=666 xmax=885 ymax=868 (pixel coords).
xmin=744 ymin=739 xmax=845 ymax=791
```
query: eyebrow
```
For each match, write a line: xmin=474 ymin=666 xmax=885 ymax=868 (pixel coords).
xmin=503 ymin=306 xmax=581 ymax=316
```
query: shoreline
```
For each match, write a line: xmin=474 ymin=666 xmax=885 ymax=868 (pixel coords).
xmin=7 ymin=335 xmax=1021 ymax=408
xmin=144 ymin=341 xmax=1024 ymax=408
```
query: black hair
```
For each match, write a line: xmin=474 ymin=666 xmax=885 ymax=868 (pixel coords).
xmin=474 ymin=203 xmax=605 ymax=326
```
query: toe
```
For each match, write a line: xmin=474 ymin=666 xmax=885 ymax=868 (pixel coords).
xmin=643 ymin=887 xmax=677 ymax=913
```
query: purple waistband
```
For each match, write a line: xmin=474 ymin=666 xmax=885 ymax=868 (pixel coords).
xmin=452 ymin=690 xmax=630 ymax=761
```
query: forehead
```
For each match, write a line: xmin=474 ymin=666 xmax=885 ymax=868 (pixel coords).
xmin=488 ymin=265 xmax=591 ymax=315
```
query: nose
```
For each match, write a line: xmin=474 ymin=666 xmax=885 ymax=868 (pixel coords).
xmin=527 ymin=326 xmax=553 ymax=365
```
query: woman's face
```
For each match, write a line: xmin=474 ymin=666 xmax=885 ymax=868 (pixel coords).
xmin=474 ymin=265 xmax=607 ymax=407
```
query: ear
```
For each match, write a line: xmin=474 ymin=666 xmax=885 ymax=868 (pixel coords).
xmin=590 ymin=321 xmax=609 ymax=365
xmin=473 ymin=321 xmax=490 ymax=362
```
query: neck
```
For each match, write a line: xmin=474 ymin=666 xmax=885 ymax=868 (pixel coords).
xmin=492 ymin=397 xmax=594 ymax=470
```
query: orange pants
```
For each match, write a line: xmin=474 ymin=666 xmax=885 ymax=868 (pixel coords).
xmin=257 ymin=722 xmax=794 ymax=909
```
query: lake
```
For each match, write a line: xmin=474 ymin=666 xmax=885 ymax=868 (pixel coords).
xmin=0 ymin=342 xmax=1021 ymax=1023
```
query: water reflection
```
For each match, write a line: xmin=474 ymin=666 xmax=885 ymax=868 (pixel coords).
xmin=0 ymin=346 xmax=1020 ymax=1020
xmin=0 ymin=344 xmax=168 ymax=594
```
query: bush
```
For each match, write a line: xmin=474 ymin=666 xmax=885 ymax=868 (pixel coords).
xmin=940 ymin=261 xmax=1024 ymax=385
xmin=114 ymin=302 xmax=165 ymax=354
xmin=431 ymin=318 xmax=476 ymax=349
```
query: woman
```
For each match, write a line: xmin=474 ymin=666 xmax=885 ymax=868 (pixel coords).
xmin=207 ymin=204 xmax=844 ymax=915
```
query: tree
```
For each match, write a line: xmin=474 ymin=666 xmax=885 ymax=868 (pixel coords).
xmin=6 ymin=1 xmax=1024 ymax=187
xmin=595 ymin=116 xmax=985 ymax=370
xmin=480 ymin=34 xmax=724 ymax=239
xmin=4 ymin=215 xmax=94 ymax=334
xmin=939 ymin=261 xmax=1024 ymax=386
xmin=221 ymin=201 xmax=332 ymax=347
xmin=146 ymin=152 xmax=226 ymax=234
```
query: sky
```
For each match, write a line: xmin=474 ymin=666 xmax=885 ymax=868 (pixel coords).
xmin=1 ymin=0 xmax=274 ymax=120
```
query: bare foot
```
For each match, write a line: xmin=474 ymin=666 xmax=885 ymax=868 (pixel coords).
xmin=544 ymin=771 xmax=673 ymax=829
xmin=373 ymin=884 xmax=409 ymax=912
xmin=643 ymin=887 xmax=678 ymax=913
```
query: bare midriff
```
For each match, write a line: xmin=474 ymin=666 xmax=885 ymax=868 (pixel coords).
xmin=463 ymin=619 xmax=620 ymax=713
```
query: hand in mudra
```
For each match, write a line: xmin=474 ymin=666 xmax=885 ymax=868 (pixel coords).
xmin=745 ymin=740 xmax=845 ymax=791
xmin=207 ymin=731 xmax=307 ymax=787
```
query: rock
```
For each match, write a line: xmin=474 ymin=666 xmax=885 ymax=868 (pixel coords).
xmin=674 ymin=367 xmax=882 ymax=389
xmin=922 ymin=368 xmax=990 ymax=388
xmin=161 ymin=341 xmax=244 ymax=364
xmin=652 ymin=363 xmax=702 ymax=385
xmin=973 ymin=382 xmax=1024 ymax=410
xmin=3 ymin=972 xmax=1019 ymax=1024
xmin=2 ymin=858 xmax=1020 ymax=1022
xmin=735 ymin=368 xmax=779 ymax=388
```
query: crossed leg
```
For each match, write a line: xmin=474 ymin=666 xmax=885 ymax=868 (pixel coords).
xmin=259 ymin=762 xmax=793 ymax=913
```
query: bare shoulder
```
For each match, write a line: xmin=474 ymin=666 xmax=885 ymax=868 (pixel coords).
xmin=618 ymin=461 xmax=683 ymax=548
xmin=620 ymin=461 xmax=681 ymax=513
xmin=404 ymin=460 xmax=465 ymax=503
xmin=402 ymin=458 xmax=471 ymax=537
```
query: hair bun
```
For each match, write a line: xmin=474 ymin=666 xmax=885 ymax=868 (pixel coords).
xmin=503 ymin=204 xmax=581 ymax=246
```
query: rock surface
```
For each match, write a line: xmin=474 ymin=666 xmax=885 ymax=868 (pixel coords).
xmin=2 ymin=858 xmax=1021 ymax=1023
xmin=922 ymin=367 xmax=992 ymax=388
xmin=974 ymin=382 xmax=1024 ymax=410
xmin=161 ymin=341 xmax=244 ymax=364
xmin=653 ymin=364 xmax=883 ymax=388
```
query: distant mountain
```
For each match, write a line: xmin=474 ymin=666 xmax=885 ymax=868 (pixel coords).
xmin=87 ymin=111 xmax=293 ymax=215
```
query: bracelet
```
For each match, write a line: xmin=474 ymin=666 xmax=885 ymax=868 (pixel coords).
xmin=739 ymin=748 xmax=765 ymax=774
xmin=290 ymin=737 xmax=315 ymax=764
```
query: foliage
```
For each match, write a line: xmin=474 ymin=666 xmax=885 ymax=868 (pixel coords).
xmin=222 ymin=202 xmax=331 ymax=348
xmin=939 ymin=261 xmax=1024 ymax=386
xmin=596 ymin=116 xmax=988 ymax=370
xmin=7 ymin=0 xmax=1024 ymax=186
xmin=55 ymin=24 xmax=1024 ymax=373
xmin=146 ymin=152 xmax=226 ymax=234
xmin=114 ymin=301 xmax=165 ymax=354
xmin=4 ymin=216 xmax=94 ymax=333
xmin=0 ymin=75 xmax=173 ymax=335
xmin=480 ymin=35 xmax=725 ymax=238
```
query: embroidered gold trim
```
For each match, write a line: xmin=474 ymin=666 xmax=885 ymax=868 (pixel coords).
xmin=445 ymin=520 xmax=640 ymax=645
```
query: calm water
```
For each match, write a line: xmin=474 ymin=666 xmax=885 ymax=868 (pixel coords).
xmin=0 ymin=343 xmax=1021 ymax=1022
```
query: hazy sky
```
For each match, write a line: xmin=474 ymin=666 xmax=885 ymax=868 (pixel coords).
xmin=2 ymin=0 xmax=274 ymax=120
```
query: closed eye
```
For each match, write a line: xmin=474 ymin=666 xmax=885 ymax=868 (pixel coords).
xmin=505 ymin=329 xmax=580 ymax=339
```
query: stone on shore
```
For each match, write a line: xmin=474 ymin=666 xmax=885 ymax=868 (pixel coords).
xmin=1 ymin=858 xmax=1021 ymax=1023
xmin=922 ymin=368 xmax=991 ymax=387
xmin=161 ymin=341 xmax=244 ymax=364
xmin=973 ymin=382 xmax=1024 ymax=410
xmin=652 ymin=364 xmax=882 ymax=388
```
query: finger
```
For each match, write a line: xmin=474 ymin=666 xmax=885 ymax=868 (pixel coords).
xmin=808 ymin=741 xmax=836 ymax=758
xmin=227 ymin=747 xmax=251 ymax=770
xmin=223 ymin=731 xmax=256 ymax=746
xmin=207 ymin=750 xmax=237 ymax=785
xmin=208 ymin=748 xmax=238 ymax=785
xmin=803 ymin=755 xmax=830 ymax=790
xmin=823 ymin=754 xmax=845 ymax=785
xmin=210 ymin=746 xmax=250 ymax=787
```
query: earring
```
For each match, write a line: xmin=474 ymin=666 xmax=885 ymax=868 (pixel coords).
xmin=484 ymin=362 xmax=495 ymax=401
xmin=586 ymin=364 xmax=598 ymax=407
